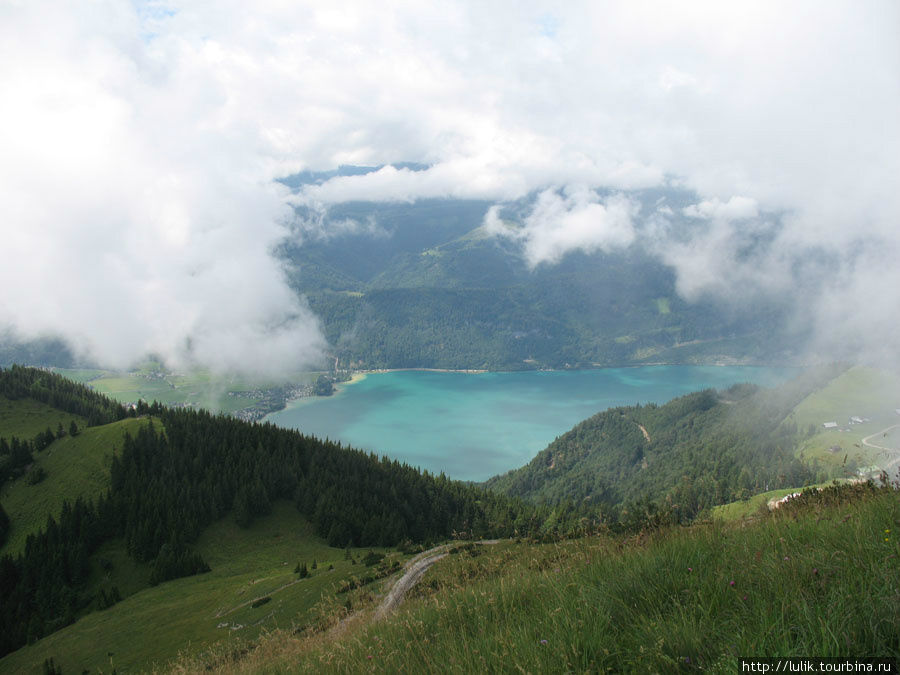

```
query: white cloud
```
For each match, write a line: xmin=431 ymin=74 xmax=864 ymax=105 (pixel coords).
xmin=683 ymin=196 xmax=758 ymax=221
xmin=0 ymin=0 xmax=325 ymax=375
xmin=488 ymin=188 xmax=637 ymax=267
xmin=0 ymin=0 xmax=897 ymax=369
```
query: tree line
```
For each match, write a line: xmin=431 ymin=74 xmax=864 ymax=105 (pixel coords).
xmin=485 ymin=365 xmax=847 ymax=524
xmin=0 ymin=366 xmax=579 ymax=657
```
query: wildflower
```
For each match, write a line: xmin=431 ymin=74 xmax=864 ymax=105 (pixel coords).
xmin=729 ymin=580 xmax=735 ymax=587
xmin=688 ymin=567 xmax=692 ymax=572
xmin=540 ymin=639 xmax=548 ymax=645
xmin=812 ymin=568 xmax=818 ymax=575
xmin=783 ymin=556 xmax=790 ymax=561
xmin=742 ymin=595 xmax=747 ymax=601
xmin=367 ymin=655 xmax=373 ymax=660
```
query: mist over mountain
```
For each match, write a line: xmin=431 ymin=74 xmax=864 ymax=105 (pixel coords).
xmin=275 ymin=179 xmax=807 ymax=369
xmin=1 ymin=1 xmax=897 ymax=373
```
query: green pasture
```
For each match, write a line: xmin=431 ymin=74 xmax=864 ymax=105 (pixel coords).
xmin=0 ymin=417 xmax=149 ymax=557
xmin=53 ymin=366 xmax=318 ymax=415
xmin=1 ymin=501 xmax=401 ymax=673
xmin=709 ymin=480 xmax=847 ymax=521
xmin=0 ymin=395 xmax=84 ymax=441
xmin=783 ymin=366 xmax=900 ymax=471
xmin=230 ymin=484 xmax=900 ymax=674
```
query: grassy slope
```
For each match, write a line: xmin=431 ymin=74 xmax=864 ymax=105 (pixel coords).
xmin=0 ymin=416 xmax=148 ymax=557
xmin=0 ymin=394 xmax=84 ymax=440
xmin=709 ymin=481 xmax=844 ymax=521
xmin=1 ymin=501 xmax=401 ymax=673
xmin=783 ymin=366 xmax=900 ymax=472
xmin=195 ymin=484 xmax=899 ymax=674
xmin=0 ymin=395 xmax=403 ymax=673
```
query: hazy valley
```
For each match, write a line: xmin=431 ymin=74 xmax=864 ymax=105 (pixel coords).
xmin=2 ymin=2 xmax=899 ymax=672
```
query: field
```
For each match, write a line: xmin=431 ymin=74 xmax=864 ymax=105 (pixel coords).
xmin=0 ymin=395 xmax=84 ymax=441
xmin=53 ymin=365 xmax=321 ymax=415
xmin=190 ymin=484 xmax=899 ymax=674
xmin=0 ymin=416 xmax=149 ymax=556
xmin=0 ymin=501 xmax=403 ymax=673
xmin=780 ymin=366 xmax=900 ymax=473
xmin=709 ymin=480 xmax=853 ymax=521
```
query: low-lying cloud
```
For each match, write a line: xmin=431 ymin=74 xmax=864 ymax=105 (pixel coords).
xmin=0 ymin=1 xmax=325 ymax=375
xmin=485 ymin=188 xmax=638 ymax=267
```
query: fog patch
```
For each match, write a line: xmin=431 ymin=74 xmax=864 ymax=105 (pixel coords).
xmin=485 ymin=188 xmax=638 ymax=267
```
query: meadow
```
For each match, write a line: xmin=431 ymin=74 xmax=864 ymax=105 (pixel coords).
xmin=1 ymin=501 xmax=401 ymax=673
xmin=180 ymin=483 xmax=899 ymax=673
xmin=0 ymin=416 xmax=147 ymax=556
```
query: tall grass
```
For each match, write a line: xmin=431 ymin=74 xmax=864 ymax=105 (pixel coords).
xmin=178 ymin=483 xmax=899 ymax=673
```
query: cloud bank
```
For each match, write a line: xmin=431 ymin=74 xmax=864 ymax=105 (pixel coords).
xmin=0 ymin=0 xmax=897 ymax=369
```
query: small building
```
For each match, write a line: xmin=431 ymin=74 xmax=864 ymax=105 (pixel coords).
xmin=849 ymin=416 xmax=864 ymax=424
xmin=823 ymin=421 xmax=838 ymax=429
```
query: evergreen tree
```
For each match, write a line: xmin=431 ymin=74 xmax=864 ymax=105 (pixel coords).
xmin=0 ymin=502 xmax=9 ymax=547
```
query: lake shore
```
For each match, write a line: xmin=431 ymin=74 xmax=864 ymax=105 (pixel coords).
xmin=264 ymin=365 xmax=799 ymax=481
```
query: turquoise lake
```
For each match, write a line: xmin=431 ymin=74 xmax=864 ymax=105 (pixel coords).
xmin=266 ymin=366 xmax=796 ymax=481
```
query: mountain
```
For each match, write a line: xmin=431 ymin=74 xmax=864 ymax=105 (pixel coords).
xmin=484 ymin=365 xmax=851 ymax=521
xmin=0 ymin=366 xmax=557 ymax=664
xmin=277 ymin=181 xmax=804 ymax=371
xmin=190 ymin=482 xmax=898 ymax=673
xmin=3 ymin=366 xmax=897 ymax=670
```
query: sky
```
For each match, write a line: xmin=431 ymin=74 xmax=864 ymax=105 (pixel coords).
xmin=1 ymin=0 xmax=898 ymax=372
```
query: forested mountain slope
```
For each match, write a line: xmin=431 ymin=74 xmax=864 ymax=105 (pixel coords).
xmin=0 ymin=367 xmax=554 ymax=658
xmin=276 ymin=176 xmax=804 ymax=370
xmin=485 ymin=365 xmax=847 ymax=522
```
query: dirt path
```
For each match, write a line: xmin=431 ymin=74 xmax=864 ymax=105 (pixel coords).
xmin=862 ymin=424 xmax=900 ymax=482
xmin=374 ymin=546 xmax=449 ymax=620
xmin=861 ymin=424 xmax=900 ymax=452
xmin=637 ymin=423 xmax=651 ymax=443
xmin=374 ymin=540 xmax=502 ymax=620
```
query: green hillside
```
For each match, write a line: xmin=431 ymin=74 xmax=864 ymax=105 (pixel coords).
xmin=0 ymin=416 xmax=148 ymax=556
xmin=485 ymin=366 xmax=849 ymax=521
xmin=173 ymin=483 xmax=900 ymax=673
xmin=1 ymin=502 xmax=398 ymax=673
xmin=783 ymin=366 xmax=900 ymax=474
xmin=0 ymin=367 xmax=556 ymax=662
xmin=277 ymin=190 xmax=803 ymax=371
xmin=0 ymin=395 xmax=84 ymax=441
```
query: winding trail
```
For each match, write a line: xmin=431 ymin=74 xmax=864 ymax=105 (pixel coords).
xmin=374 ymin=546 xmax=449 ymax=620
xmin=375 ymin=540 xmax=502 ymax=620
xmin=862 ymin=424 xmax=900 ymax=482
